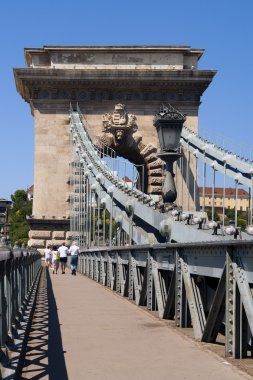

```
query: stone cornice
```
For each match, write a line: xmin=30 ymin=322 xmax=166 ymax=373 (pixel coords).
xmin=14 ymin=68 xmax=216 ymax=103
xmin=14 ymin=67 xmax=216 ymax=80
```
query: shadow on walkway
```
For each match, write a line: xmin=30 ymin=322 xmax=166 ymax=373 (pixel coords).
xmin=19 ymin=267 xmax=68 ymax=380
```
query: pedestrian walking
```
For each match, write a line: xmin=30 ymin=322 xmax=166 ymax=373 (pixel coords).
xmin=44 ymin=245 xmax=51 ymax=269
xmin=51 ymin=245 xmax=60 ymax=274
xmin=58 ymin=242 xmax=68 ymax=274
xmin=69 ymin=241 xmax=80 ymax=275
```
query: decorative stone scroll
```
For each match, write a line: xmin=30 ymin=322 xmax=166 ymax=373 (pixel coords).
xmin=97 ymin=104 xmax=165 ymax=196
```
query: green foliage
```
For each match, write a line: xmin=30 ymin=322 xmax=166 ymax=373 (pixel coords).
xmin=206 ymin=209 xmax=220 ymax=221
xmin=90 ymin=210 xmax=116 ymax=243
xmin=225 ymin=208 xmax=247 ymax=231
xmin=225 ymin=207 xmax=246 ymax=221
xmin=101 ymin=210 xmax=116 ymax=240
xmin=237 ymin=218 xmax=247 ymax=231
xmin=225 ymin=208 xmax=234 ymax=221
xmin=8 ymin=190 xmax=32 ymax=245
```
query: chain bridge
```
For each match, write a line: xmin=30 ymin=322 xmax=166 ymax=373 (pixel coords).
xmin=67 ymin=103 xmax=253 ymax=357
xmin=2 ymin=45 xmax=253 ymax=379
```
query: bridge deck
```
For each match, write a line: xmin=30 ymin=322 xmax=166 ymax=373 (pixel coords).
xmin=20 ymin=266 xmax=248 ymax=380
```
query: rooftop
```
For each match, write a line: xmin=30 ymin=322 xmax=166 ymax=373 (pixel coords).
xmin=199 ymin=187 xmax=249 ymax=197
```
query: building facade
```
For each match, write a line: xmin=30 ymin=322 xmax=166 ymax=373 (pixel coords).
xmin=199 ymin=187 xmax=250 ymax=213
xmin=0 ymin=198 xmax=12 ymax=239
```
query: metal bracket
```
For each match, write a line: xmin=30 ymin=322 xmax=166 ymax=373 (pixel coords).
xmin=180 ymin=257 xmax=205 ymax=340
xmin=202 ymin=265 xmax=226 ymax=342
xmin=163 ymin=266 xmax=175 ymax=319
xmin=139 ymin=264 xmax=148 ymax=306
xmin=152 ymin=259 xmax=164 ymax=318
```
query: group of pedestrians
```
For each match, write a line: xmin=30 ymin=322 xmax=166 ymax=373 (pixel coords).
xmin=44 ymin=241 xmax=80 ymax=275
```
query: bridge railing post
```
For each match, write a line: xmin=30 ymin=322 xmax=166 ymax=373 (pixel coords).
xmin=225 ymin=245 xmax=253 ymax=359
xmin=147 ymin=250 xmax=154 ymax=311
xmin=5 ymin=256 xmax=13 ymax=342
xmin=0 ymin=260 xmax=8 ymax=363
xmin=99 ymin=253 xmax=105 ymax=285
xmin=17 ymin=254 xmax=23 ymax=311
xmin=87 ymin=253 xmax=90 ymax=276
xmin=12 ymin=257 xmax=18 ymax=326
xmin=115 ymin=252 xmax=120 ymax=293
xmin=20 ymin=254 xmax=25 ymax=307
xmin=106 ymin=252 xmax=111 ymax=288
xmin=81 ymin=254 xmax=84 ymax=275
xmin=77 ymin=254 xmax=80 ymax=273
xmin=128 ymin=251 xmax=133 ymax=300
xmin=94 ymin=253 xmax=99 ymax=282
xmin=90 ymin=253 xmax=94 ymax=280
xmin=175 ymin=248 xmax=188 ymax=328
xmin=83 ymin=254 xmax=85 ymax=274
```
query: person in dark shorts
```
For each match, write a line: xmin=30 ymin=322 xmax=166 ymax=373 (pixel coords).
xmin=58 ymin=242 xmax=68 ymax=274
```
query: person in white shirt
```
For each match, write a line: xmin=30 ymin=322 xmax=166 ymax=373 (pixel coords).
xmin=69 ymin=241 xmax=80 ymax=275
xmin=58 ymin=242 xmax=69 ymax=274
xmin=51 ymin=245 xmax=60 ymax=274
xmin=44 ymin=246 xmax=51 ymax=269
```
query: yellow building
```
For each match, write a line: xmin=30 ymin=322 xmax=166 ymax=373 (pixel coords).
xmin=199 ymin=187 xmax=250 ymax=212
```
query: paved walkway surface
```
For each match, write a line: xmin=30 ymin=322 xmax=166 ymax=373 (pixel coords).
xmin=21 ymin=266 xmax=251 ymax=380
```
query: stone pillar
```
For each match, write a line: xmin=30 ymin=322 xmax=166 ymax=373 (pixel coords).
xmin=14 ymin=45 xmax=216 ymax=248
xmin=28 ymin=107 xmax=70 ymax=248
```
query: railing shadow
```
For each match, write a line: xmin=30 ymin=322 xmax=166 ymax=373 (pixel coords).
xmin=47 ymin=268 xmax=68 ymax=380
xmin=19 ymin=267 xmax=68 ymax=379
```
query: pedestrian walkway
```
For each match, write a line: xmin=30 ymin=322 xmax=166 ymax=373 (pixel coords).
xmin=20 ymin=266 xmax=250 ymax=380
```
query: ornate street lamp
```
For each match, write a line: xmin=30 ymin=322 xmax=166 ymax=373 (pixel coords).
xmin=154 ymin=104 xmax=186 ymax=203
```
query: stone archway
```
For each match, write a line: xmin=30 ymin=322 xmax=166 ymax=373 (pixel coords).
xmin=95 ymin=104 xmax=164 ymax=195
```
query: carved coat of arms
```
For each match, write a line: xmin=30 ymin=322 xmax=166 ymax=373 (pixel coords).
xmin=102 ymin=104 xmax=138 ymax=136
xmin=97 ymin=103 xmax=142 ymax=156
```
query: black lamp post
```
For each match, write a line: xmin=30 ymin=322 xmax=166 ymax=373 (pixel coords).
xmin=154 ymin=104 xmax=186 ymax=203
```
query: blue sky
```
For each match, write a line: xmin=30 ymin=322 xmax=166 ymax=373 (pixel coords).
xmin=1 ymin=0 xmax=253 ymax=199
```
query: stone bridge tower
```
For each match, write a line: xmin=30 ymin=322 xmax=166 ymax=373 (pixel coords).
xmin=14 ymin=46 xmax=216 ymax=248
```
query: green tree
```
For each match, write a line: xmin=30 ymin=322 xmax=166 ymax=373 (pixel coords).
xmin=225 ymin=207 xmax=247 ymax=230
xmin=237 ymin=218 xmax=247 ymax=231
xmin=206 ymin=209 xmax=220 ymax=222
xmin=225 ymin=208 xmax=236 ymax=221
xmin=8 ymin=190 xmax=32 ymax=245
xmin=101 ymin=210 xmax=116 ymax=240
